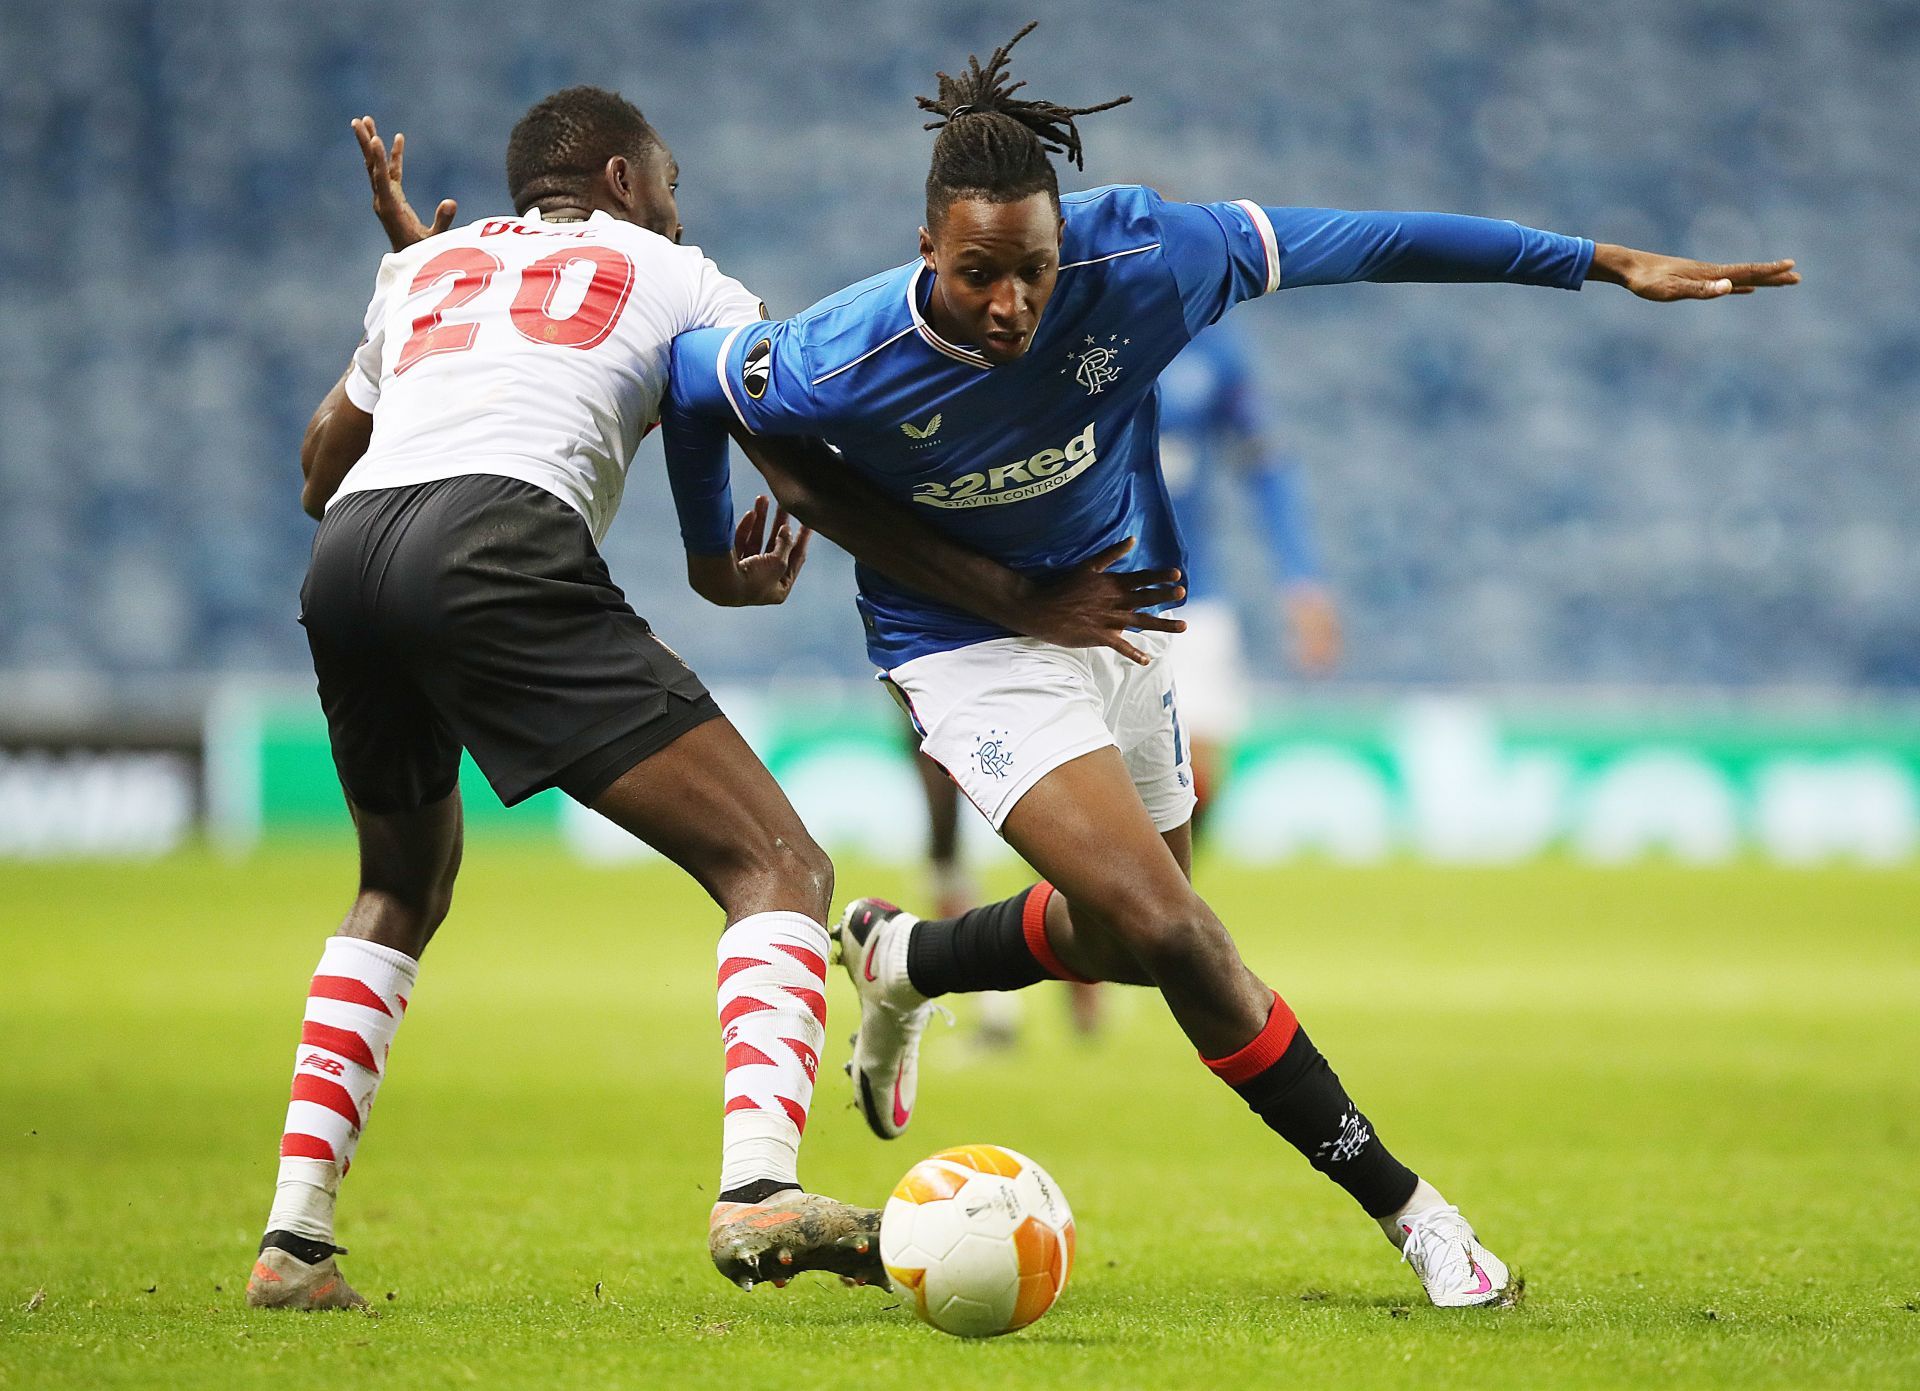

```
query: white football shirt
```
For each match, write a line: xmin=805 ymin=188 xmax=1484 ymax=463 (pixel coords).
xmin=334 ymin=209 xmax=761 ymax=541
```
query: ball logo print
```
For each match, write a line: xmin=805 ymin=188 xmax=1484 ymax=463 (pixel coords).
xmin=880 ymin=1145 xmax=1075 ymax=1338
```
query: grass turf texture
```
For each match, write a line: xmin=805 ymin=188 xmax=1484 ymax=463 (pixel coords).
xmin=2 ymin=847 xmax=1916 ymax=1390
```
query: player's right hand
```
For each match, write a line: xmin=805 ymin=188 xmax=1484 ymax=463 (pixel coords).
xmin=1587 ymin=244 xmax=1799 ymax=300
xmin=728 ymin=494 xmax=812 ymax=606
xmin=1025 ymin=538 xmax=1186 ymax=666
xmin=353 ymin=116 xmax=457 ymax=253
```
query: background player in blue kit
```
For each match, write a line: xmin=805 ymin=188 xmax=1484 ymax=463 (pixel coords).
xmin=664 ymin=23 xmax=1798 ymax=1306
xmin=1157 ymin=318 xmax=1342 ymax=825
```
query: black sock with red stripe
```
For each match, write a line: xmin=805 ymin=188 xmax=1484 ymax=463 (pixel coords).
xmin=1203 ymin=992 xmax=1419 ymax=1219
xmin=906 ymin=883 xmax=1082 ymax=996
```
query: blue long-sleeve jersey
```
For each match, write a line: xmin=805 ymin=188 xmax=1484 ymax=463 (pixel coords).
xmin=1157 ymin=320 xmax=1322 ymax=601
xmin=665 ymin=186 xmax=1592 ymax=667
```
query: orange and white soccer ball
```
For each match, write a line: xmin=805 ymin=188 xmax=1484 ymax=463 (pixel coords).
xmin=880 ymin=1144 xmax=1075 ymax=1338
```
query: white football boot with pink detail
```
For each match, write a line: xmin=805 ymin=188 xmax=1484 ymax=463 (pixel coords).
xmin=834 ymin=898 xmax=933 ymax=1140
xmin=1395 ymin=1203 xmax=1518 ymax=1307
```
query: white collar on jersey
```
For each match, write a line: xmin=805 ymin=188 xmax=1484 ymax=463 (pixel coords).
xmin=523 ymin=208 xmax=608 ymax=225
xmin=904 ymin=262 xmax=993 ymax=371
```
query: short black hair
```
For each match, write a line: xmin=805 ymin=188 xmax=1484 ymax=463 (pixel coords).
xmin=918 ymin=22 xmax=1130 ymax=229
xmin=506 ymin=85 xmax=660 ymax=214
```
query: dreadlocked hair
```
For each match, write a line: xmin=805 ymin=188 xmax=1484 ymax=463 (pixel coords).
xmin=506 ymin=85 xmax=660 ymax=214
xmin=918 ymin=21 xmax=1131 ymax=228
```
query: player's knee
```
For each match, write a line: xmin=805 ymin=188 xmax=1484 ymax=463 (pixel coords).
xmin=715 ymin=824 xmax=833 ymax=921
xmin=776 ymin=830 xmax=834 ymax=913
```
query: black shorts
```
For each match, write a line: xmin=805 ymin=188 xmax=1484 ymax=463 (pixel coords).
xmin=300 ymin=474 xmax=721 ymax=812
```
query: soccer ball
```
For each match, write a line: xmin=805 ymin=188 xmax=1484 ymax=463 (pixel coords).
xmin=880 ymin=1144 xmax=1075 ymax=1338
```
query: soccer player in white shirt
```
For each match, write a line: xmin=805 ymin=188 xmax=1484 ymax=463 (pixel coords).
xmin=248 ymin=88 xmax=1182 ymax=1311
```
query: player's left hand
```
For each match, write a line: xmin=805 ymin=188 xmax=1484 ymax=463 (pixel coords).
xmin=352 ymin=116 xmax=457 ymax=253
xmin=1588 ymin=244 xmax=1799 ymax=301
xmin=726 ymin=494 xmax=811 ymax=605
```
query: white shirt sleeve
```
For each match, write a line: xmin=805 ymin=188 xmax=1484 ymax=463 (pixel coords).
xmin=342 ymin=255 xmax=400 ymax=412
xmin=688 ymin=253 xmax=766 ymax=332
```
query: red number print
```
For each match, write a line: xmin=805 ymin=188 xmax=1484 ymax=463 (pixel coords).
xmin=510 ymin=246 xmax=636 ymax=350
xmin=394 ymin=247 xmax=504 ymax=375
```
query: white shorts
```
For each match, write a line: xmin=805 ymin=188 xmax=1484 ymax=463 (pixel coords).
xmin=1170 ymin=598 xmax=1253 ymax=743
xmin=884 ymin=632 xmax=1196 ymax=834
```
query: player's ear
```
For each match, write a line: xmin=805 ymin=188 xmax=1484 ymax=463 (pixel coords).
xmin=603 ymin=155 xmax=634 ymax=213
xmin=918 ymin=226 xmax=936 ymax=269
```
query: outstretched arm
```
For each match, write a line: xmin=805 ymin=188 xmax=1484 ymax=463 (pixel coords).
xmin=1261 ymin=206 xmax=1797 ymax=296
xmin=1158 ymin=194 xmax=1797 ymax=331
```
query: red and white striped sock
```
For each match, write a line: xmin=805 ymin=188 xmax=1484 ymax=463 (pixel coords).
xmin=264 ymin=936 xmax=417 ymax=1243
xmin=715 ymin=911 xmax=829 ymax=1197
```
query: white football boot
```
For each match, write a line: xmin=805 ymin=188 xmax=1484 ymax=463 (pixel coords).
xmin=1394 ymin=1203 xmax=1518 ymax=1308
xmin=834 ymin=898 xmax=934 ymax=1140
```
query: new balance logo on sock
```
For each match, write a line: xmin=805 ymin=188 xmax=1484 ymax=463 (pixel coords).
xmin=265 ymin=936 xmax=419 ymax=1246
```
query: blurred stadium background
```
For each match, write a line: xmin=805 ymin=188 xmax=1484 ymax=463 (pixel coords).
xmin=6 ymin=9 xmax=1919 ymax=1387
xmin=2 ymin=0 xmax=1917 ymax=863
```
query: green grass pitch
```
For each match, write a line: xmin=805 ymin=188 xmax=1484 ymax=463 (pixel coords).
xmin=2 ymin=845 xmax=1916 ymax=1389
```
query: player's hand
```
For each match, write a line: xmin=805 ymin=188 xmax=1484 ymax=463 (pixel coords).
xmin=352 ymin=116 xmax=457 ymax=253
xmin=1588 ymin=244 xmax=1799 ymax=301
xmin=726 ymin=494 xmax=811 ymax=606
xmin=1284 ymin=583 xmax=1342 ymax=676
xmin=1022 ymin=537 xmax=1186 ymax=666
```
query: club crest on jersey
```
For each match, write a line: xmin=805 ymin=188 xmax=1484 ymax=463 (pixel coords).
xmin=1061 ymin=333 xmax=1127 ymax=395
xmin=900 ymin=414 xmax=943 ymax=444
xmin=743 ymin=337 xmax=773 ymax=399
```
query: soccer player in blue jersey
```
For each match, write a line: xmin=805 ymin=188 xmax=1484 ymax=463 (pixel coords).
xmin=1157 ymin=318 xmax=1342 ymax=819
xmin=664 ymin=24 xmax=1798 ymax=1306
